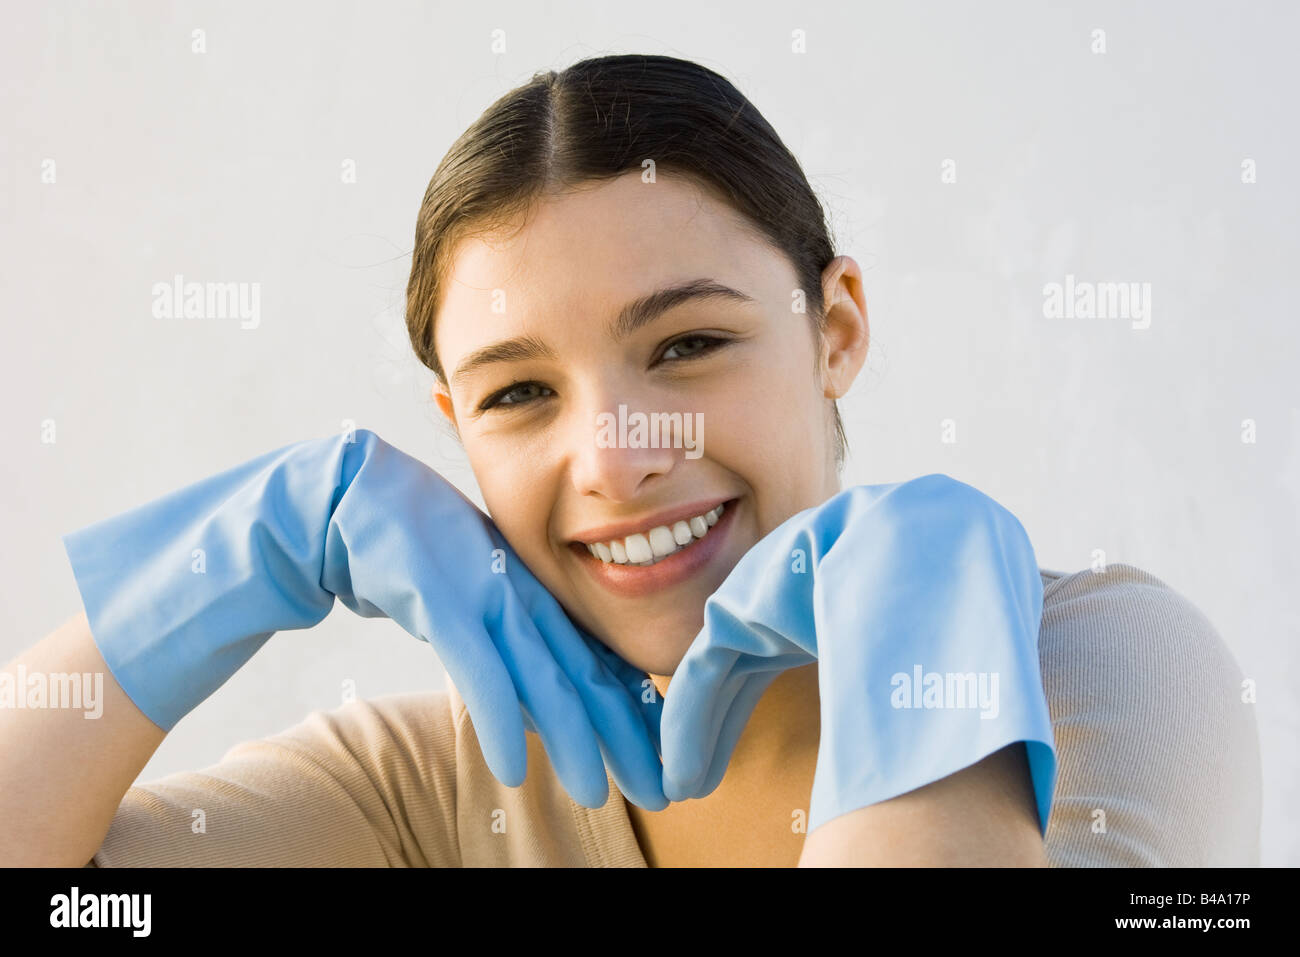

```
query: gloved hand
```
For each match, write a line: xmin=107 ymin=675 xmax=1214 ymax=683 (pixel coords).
xmin=62 ymin=428 xmax=667 ymax=811
xmin=659 ymin=473 xmax=1055 ymax=834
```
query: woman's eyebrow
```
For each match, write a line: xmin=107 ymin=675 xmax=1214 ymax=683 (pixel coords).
xmin=611 ymin=278 xmax=755 ymax=340
xmin=451 ymin=334 xmax=556 ymax=390
xmin=450 ymin=278 xmax=755 ymax=388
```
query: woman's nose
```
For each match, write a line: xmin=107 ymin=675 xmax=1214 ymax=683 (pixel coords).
xmin=566 ymin=392 xmax=683 ymax=503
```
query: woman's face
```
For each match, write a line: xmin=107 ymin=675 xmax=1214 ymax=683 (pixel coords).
xmin=432 ymin=170 xmax=868 ymax=678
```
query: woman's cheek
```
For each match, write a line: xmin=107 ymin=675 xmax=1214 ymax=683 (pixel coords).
xmin=693 ymin=387 xmax=770 ymax=461
xmin=474 ymin=462 xmax=549 ymax=566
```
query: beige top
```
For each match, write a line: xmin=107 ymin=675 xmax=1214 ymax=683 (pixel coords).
xmin=86 ymin=563 xmax=1262 ymax=867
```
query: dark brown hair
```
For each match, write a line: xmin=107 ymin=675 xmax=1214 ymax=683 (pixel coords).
xmin=405 ymin=53 xmax=847 ymax=470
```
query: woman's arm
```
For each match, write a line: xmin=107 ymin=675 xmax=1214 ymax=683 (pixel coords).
xmin=0 ymin=612 xmax=167 ymax=866
xmin=4 ymin=612 xmax=464 ymax=868
xmin=798 ymin=743 xmax=1048 ymax=866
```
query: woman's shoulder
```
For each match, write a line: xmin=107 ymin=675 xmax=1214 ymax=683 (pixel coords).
xmin=1032 ymin=562 xmax=1262 ymax=865
xmin=282 ymin=688 xmax=458 ymax=742
xmin=258 ymin=689 xmax=462 ymax=795
xmin=238 ymin=685 xmax=602 ymax=866
xmin=90 ymin=690 xmax=464 ymax=867
xmin=1036 ymin=561 xmax=1243 ymax=677
xmin=1034 ymin=560 xmax=1252 ymax=736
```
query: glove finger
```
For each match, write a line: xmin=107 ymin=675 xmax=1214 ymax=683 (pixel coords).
xmin=499 ymin=541 xmax=666 ymax=809
xmin=487 ymin=587 xmax=611 ymax=809
xmin=435 ymin=625 xmax=529 ymax=788
xmin=691 ymin=667 xmax=784 ymax=799
xmin=662 ymin=636 xmax=803 ymax=801
xmin=660 ymin=639 xmax=745 ymax=802
xmin=548 ymin=626 xmax=667 ymax=812
xmin=588 ymin=634 xmax=664 ymax=759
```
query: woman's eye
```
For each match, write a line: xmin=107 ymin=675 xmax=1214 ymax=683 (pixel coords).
xmin=478 ymin=337 xmax=728 ymax=412
xmin=479 ymin=381 xmax=553 ymax=412
xmin=660 ymin=334 xmax=728 ymax=362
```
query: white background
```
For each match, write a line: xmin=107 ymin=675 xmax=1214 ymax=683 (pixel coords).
xmin=3 ymin=0 xmax=1295 ymax=864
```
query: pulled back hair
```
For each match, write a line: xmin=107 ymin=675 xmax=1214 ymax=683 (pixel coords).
xmin=405 ymin=53 xmax=847 ymax=471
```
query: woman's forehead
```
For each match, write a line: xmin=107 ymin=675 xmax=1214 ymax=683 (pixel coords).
xmin=434 ymin=183 xmax=784 ymax=365
xmin=464 ymin=177 xmax=746 ymax=269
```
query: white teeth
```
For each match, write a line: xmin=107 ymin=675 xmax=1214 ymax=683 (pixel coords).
xmin=647 ymin=526 xmax=678 ymax=558
xmin=582 ymin=502 xmax=728 ymax=567
xmin=624 ymin=532 xmax=653 ymax=563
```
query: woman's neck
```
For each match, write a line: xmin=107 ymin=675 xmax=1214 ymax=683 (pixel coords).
xmin=649 ymin=660 xmax=822 ymax=776
xmin=628 ymin=663 xmax=822 ymax=866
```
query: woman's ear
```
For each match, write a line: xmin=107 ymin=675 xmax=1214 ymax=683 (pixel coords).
xmin=432 ymin=382 xmax=458 ymax=429
xmin=818 ymin=255 xmax=870 ymax=399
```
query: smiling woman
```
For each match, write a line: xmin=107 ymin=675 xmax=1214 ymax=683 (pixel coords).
xmin=6 ymin=53 xmax=1260 ymax=871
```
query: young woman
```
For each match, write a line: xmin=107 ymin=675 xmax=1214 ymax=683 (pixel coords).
xmin=0 ymin=54 xmax=1261 ymax=868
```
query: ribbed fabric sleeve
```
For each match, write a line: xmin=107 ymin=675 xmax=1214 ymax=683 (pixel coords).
xmin=90 ymin=693 xmax=462 ymax=867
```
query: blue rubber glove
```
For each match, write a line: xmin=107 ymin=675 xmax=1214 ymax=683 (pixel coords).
xmin=660 ymin=473 xmax=1055 ymax=835
xmin=62 ymin=429 xmax=666 ymax=811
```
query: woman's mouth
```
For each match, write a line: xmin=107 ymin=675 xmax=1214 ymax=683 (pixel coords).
xmin=582 ymin=500 xmax=727 ymax=566
xmin=567 ymin=498 xmax=739 ymax=597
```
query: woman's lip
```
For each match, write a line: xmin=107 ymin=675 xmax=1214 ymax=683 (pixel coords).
xmin=570 ymin=498 xmax=738 ymax=598
xmin=567 ymin=497 xmax=733 ymax=546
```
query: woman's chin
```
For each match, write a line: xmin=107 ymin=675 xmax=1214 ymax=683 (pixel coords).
xmin=577 ymin=606 xmax=706 ymax=677
xmin=606 ymin=634 xmax=696 ymax=680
